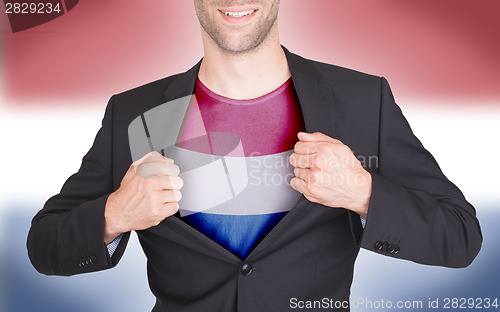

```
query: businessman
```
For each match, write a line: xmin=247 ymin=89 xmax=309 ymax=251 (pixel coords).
xmin=27 ymin=1 xmax=482 ymax=311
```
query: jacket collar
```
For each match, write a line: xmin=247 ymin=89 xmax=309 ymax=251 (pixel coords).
xmin=163 ymin=45 xmax=336 ymax=137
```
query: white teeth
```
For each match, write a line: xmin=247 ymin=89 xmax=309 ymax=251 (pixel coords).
xmin=222 ymin=10 xmax=255 ymax=18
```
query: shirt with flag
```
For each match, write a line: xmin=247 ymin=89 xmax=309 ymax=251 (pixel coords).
xmin=176 ymin=77 xmax=305 ymax=259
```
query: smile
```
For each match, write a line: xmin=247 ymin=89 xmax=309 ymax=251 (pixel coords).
xmin=220 ymin=10 xmax=256 ymax=18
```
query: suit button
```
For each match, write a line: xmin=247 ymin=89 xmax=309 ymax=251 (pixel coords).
xmin=240 ymin=263 xmax=253 ymax=276
xmin=374 ymin=241 xmax=383 ymax=251
xmin=387 ymin=244 xmax=400 ymax=254
xmin=393 ymin=245 xmax=400 ymax=254
xmin=381 ymin=242 xmax=389 ymax=252
xmin=387 ymin=244 xmax=395 ymax=254
xmin=89 ymin=256 xmax=97 ymax=265
xmin=79 ymin=259 xmax=87 ymax=267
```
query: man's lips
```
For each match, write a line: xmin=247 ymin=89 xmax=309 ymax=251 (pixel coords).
xmin=218 ymin=8 xmax=258 ymax=24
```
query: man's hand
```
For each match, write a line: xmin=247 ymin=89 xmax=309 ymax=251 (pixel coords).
xmin=289 ymin=132 xmax=372 ymax=219
xmin=104 ymin=151 xmax=183 ymax=244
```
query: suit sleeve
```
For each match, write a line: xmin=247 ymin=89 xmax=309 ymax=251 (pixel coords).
xmin=357 ymin=77 xmax=482 ymax=268
xmin=27 ymin=96 xmax=130 ymax=276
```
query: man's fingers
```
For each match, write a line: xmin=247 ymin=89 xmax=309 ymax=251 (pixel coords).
xmin=161 ymin=176 xmax=184 ymax=190
xmin=136 ymin=162 xmax=180 ymax=178
xmin=297 ymin=132 xmax=342 ymax=144
xmin=294 ymin=139 xmax=344 ymax=156
xmin=165 ymin=163 xmax=180 ymax=176
xmin=290 ymin=177 xmax=313 ymax=197
xmin=290 ymin=176 xmax=306 ymax=192
xmin=134 ymin=151 xmax=161 ymax=165
xmin=158 ymin=190 xmax=182 ymax=203
xmin=134 ymin=151 xmax=174 ymax=166
xmin=293 ymin=141 xmax=315 ymax=155
xmin=289 ymin=153 xmax=315 ymax=169
xmin=293 ymin=167 xmax=310 ymax=182
xmin=162 ymin=202 xmax=180 ymax=217
xmin=134 ymin=151 xmax=158 ymax=165
xmin=290 ymin=177 xmax=319 ymax=203
xmin=293 ymin=141 xmax=335 ymax=155
xmin=141 ymin=153 xmax=174 ymax=165
xmin=293 ymin=167 xmax=322 ymax=185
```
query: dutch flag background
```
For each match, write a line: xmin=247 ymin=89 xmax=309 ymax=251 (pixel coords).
xmin=1 ymin=1 xmax=499 ymax=311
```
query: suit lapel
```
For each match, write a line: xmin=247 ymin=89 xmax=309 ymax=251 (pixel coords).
xmin=152 ymin=47 xmax=337 ymax=261
xmin=283 ymin=47 xmax=336 ymax=136
xmin=163 ymin=60 xmax=201 ymax=102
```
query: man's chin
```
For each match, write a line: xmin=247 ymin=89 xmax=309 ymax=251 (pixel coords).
xmin=220 ymin=45 xmax=259 ymax=55
xmin=215 ymin=36 xmax=267 ymax=55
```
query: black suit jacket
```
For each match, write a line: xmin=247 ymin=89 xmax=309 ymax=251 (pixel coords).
xmin=27 ymin=47 xmax=482 ymax=311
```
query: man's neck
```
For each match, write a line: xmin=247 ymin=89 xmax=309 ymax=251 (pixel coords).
xmin=198 ymin=29 xmax=291 ymax=100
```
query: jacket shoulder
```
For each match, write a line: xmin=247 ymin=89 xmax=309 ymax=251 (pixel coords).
xmin=290 ymin=52 xmax=382 ymax=88
xmin=107 ymin=70 xmax=193 ymax=125
xmin=114 ymin=73 xmax=181 ymax=104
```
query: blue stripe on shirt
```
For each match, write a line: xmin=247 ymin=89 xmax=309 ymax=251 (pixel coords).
xmin=183 ymin=212 xmax=288 ymax=259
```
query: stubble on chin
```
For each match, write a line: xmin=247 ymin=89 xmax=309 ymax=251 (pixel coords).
xmin=195 ymin=0 xmax=280 ymax=55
